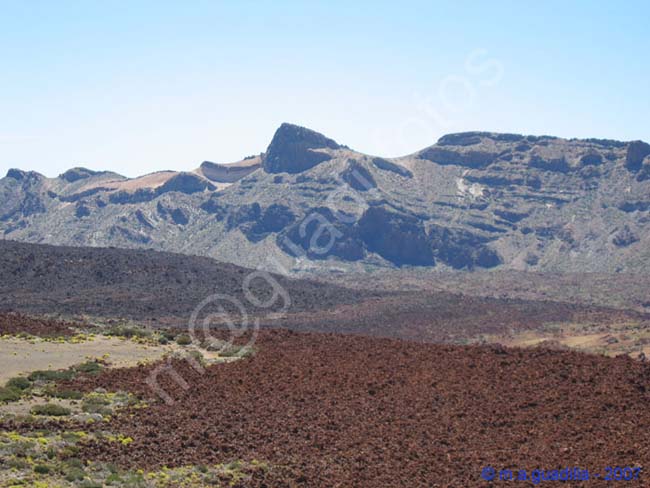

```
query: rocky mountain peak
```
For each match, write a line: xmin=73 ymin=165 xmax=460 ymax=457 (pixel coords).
xmin=59 ymin=167 xmax=104 ymax=183
xmin=262 ymin=123 xmax=341 ymax=174
xmin=2 ymin=126 xmax=650 ymax=273
xmin=5 ymin=168 xmax=44 ymax=182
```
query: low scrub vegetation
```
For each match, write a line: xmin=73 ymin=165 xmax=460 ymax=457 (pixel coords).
xmin=103 ymin=323 xmax=151 ymax=339
xmin=28 ymin=369 xmax=76 ymax=382
xmin=0 ymin=386 xmax=22 ymax=403
xmin=30 ymin=403 xmax=72 ymax=416
xmin=6 ymin=376 xmax=31 ymax=390
xmin=175 ymin=333 xmax=193 ymax=345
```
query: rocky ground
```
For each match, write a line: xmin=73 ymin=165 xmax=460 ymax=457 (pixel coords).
xmin=61 ymin=330 xmax=650 ymax=487
xmin=1 ymin=242 xmax=650 ymax=486
xmin=0 ymin=240 xmax=369 ymax=324
xmin=3 ymin=241 xmax=649 ymax=352
xmin=0 ymin=312 xmax=77 ymax=337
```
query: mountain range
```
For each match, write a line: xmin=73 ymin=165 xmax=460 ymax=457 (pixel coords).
xmin=2 ymin=123 xmax=650 ymax=273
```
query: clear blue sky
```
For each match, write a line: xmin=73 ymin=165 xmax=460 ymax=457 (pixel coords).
xmin=1 ymin=0 xmax=648 ymax=178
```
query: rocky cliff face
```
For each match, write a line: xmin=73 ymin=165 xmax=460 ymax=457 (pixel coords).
xmin=262 ymin=123 xmax=341 ymax=173
xmin=1 ymin=123 xmax=649 ymax=274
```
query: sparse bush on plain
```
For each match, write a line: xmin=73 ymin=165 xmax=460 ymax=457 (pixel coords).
xmin=82 ymin=394 xmax=112 ymax=415
xmin=75 ymin=360 xmax=103 ymax=375
xmin=6 ymin=376 xmax=31 ymax=390
xmin=104 ymin=323 xmax=151 ymax=339
xmin=161 ymin=330 xmax=177 ymax=341
xmin=64 ymin=458 xmax=85 ymax=469
xmin=219 ymin=344 xmax=255 ymax=358
xmin=28 ymin=369 xmax=76 ymax=382
xmin=7 ymin=457 xmax=30 ymax=469
xmin=30 ymin=403 xmax=72 ymax=416
xmin=48 ymin=388 xmax=84 ymax=400
xmin=175 ymin=334 xmax=192 ymax=346
xmin=64 ymin=467 xmax=86 ymax=482
xmin=0 ymin=386 xmax=22 ymax=402
xmin=33 ymin=464 xmax=52 ymax=474
xmin=79 ymin=481 xmax=103 ymax=488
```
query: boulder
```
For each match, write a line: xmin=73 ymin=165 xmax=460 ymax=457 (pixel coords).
xmin=626 ymin=141 xmax=650 ymax=172
xmin=612 ymin=225 xmax=640 ymax=247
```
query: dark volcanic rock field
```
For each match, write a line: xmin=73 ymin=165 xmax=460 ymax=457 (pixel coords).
xmin=2 ymin=240 xmax=647 ymax=344
xmin=0 ymin=239 xmax=368 ymax=322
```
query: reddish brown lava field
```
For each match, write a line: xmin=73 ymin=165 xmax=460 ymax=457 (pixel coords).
xmin=62 ymin=330 xmax=650 ymax=487
xmin=0 ymin=311 xmax=77 ymax=337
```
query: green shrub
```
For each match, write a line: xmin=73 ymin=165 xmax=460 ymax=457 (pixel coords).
xmin=65 ymin=458 xmax=85 ymax=469
xmin=7 ymin=457 xmax=30 ymax=469
xmin=28 ymin=369 xmax=75 ymax=382
xmin=6 ymin=376 xmax=31 ymax=390
xmin=160 ymin=330 xmax=177 ymax=341
xmin=106 ymin=473 xmax=123 ymax=484
xmin=175 ymin=334 xmax=192 ymax=346
xmin=82 ymin=395 xmax=112 ymax=415
xmin=30 ymin=403 xmax=71 ymax=416
xmin=79 ymin=481 xmax=103 ymax=488
xmin=74 ymin=361 xmax=103 ymax=375
xmin=105 ymin=324 xmax=151 ymax=339
xmin=64 ymin=467 xmax=86 ymax=482
xmin=220 ymin=344 xmax=255 ymax=358
xmin=34 ymin=464 xmax=52 ymax=474
xmin=0 ymin=386 xmax=22 ymax=402
xmin=49 ymin=388 xmax=84 ymax=400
